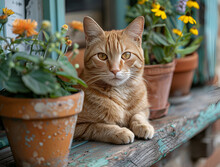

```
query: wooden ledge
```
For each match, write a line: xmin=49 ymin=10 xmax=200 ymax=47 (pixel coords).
xmin=1 ymin=86 xmax=220 ymax=167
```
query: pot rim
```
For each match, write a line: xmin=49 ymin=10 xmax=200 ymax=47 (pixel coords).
xmin=0 ymin=89 xmax=83 ymax=101
xmin=174 ymin=52 xmax=198 ymax=72
xmin=144 ymin=60 xmax=176 ymax=76
xmin=144 ymin=60 xmax=175 ymax=68
xmin=0 ymin=90 xmax=84 ymax=120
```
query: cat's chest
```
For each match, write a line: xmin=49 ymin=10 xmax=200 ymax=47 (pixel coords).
xmin=104 ymin=88 xmax=132 ymax=126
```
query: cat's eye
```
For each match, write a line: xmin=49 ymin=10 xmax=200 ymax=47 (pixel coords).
xmin=97 ymin=53 xmax=108 ymax=60
xmin=121 ymin=52 xmax=131 ymax=60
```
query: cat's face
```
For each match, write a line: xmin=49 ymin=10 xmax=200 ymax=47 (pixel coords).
xmin=83 ymin=16 xmax=145 ymax=86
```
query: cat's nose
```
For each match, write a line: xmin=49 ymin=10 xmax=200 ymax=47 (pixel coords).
xmin=110 ymin=69 xmax=120 ymax=75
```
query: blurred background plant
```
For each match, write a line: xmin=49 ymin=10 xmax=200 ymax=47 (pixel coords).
xmin=126 ymin=0 xmax=203 ymax=65
xmin=0 ymin=8 xmax=86 ymax=98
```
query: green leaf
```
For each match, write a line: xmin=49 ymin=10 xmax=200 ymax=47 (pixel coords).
xmin=176 ymin=45 xmax=200 ymax=55
xmin=58 ymin=56 xmax=78 ymax=78
xmin=22 ymin=69 xmax=58 ymax=95
xmin=152 ymin=46 xmax=165 ymax=63
xmin=151 ymin=24 xmax=166 ymax=29
xmin=65 ymin=87 xmax=78 ymax=92
xmin=190 ymin=36 xmax=203 ymax=46
xmin=144 ymin=48 xmax=150 ymax=65
xmin=176 ymin=34 xmax=191 ymax=47
xmin=49 ymin=87 xmax=71 ymax=98
xmin=74 ymin=77 xmax=87 ymax=88
xmin=163 ymin=57 xmax=173 ymax=63
xmin=3 ymin=71 xmax=30 ymax=93
xmin=151 ymin=32 xmax=171 ymax=46
xmin=0 ymin=58 xmax=11 ymax=81
xmin=42 ymin=31 xmax=50 ymax=42
xmin=12 ymin=52 xmax=40 ymax=64
xmin=164 ymin=26 xmax=175 ymax=45
xmin=43 ymin=58 xmax=59 ymax=66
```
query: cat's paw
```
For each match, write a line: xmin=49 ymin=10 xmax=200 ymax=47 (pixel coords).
xmin=132 ymin=123 xmax=154 ymax=139
xmin=112 ymin=128 xmax=135 ymax=144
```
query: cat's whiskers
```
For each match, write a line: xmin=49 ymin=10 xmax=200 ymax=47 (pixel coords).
xmin=86 ymin=74 xmax=110 ymax=85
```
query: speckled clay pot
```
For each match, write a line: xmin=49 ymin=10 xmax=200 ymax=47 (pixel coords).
xmin=0 ymin=91 xmax=84 ymax=167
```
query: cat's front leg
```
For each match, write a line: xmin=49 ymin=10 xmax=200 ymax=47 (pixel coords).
xmin=74 ymin=123 xmax=135 ymax=144
xmin=130 ymin=112 xmax=154 ymax=139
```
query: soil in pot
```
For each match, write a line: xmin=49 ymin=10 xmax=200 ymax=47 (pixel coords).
xmin=0 ymin=91 xmax=84 ymax=167
xmin=143 ymin=61 xmax=175 ymax=119
xmin=169 ymin=52 xmax=198 ymax=104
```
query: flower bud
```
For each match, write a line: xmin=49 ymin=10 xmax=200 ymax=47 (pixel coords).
xmin=41 ymin=20 xmax=51 ymax=31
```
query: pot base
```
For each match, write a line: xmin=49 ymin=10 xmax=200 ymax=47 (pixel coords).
xmin=149 ymin=103 xmax=170 ymax=120
xmin=169 ymin=94 xmax=191 ymax=105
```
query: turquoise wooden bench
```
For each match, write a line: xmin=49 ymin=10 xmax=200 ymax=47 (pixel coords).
xmin=1 ymin=86 xmax=220 ymax=166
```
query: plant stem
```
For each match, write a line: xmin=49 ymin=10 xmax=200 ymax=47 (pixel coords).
xmin=0 ymin=24 xmax=3 ymax=33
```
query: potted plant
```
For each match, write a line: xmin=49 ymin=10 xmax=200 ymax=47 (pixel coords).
xmin=127 ymin=0 xmax=176 ymax=119
xmin=169 ymin=0 xmax=203 ymax=103
xmin=126 ymin=0 xmax=202 ymax=118
xmin=0 ymin=8 xmax=86 ymax=167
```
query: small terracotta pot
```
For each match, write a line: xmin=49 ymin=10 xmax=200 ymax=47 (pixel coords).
xmin=0 ymin=91 xmax=84 ymax=167
xmin=143 ymin=61 xmax=175 ymax=119
xmin=170 ymin=52 xmax=198 ymax=98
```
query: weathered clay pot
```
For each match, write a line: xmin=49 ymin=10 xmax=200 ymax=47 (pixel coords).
xmin=0 ymin=91 xmax=84 ymax=167
xmin=143 ymin=61 xmax=175 ymax=119
xmin=170 ymin=52 xmax=198 ymax=98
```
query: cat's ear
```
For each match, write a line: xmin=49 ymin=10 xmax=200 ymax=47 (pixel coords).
xmin=83 ymin=16 xmax=104 ymax=45
xmin=124 ymin=16 xmax=145 ymax=45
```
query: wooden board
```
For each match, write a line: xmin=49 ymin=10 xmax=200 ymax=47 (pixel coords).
xmin=1 ymin=86 xmax=220 ymax=167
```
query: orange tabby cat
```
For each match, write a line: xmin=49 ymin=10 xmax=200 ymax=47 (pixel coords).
xmin=74 ymin=16 xmax=154 ymax=144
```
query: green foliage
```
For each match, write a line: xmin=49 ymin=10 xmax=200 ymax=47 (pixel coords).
xmin=126 ymin=0 xmax=203 ymax=65
xmin=0 ymin=18 xmax=87 ymax=98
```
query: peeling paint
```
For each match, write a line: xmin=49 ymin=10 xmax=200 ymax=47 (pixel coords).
xmin=34 ymin=99 xmax=74 ymax=116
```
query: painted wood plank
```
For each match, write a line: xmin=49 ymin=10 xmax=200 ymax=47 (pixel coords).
xmin=1 ymin=86 xmax=220 ymax=167
xmin=67 ymin=86 xmax=220 ymax=167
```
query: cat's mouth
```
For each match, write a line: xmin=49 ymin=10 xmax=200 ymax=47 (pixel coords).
xmin=112 ymin=76 xmax=122 ymax=80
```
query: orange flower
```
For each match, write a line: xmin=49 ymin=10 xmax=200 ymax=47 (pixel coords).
xmin=12 ymin=19 xmax=38 ymax=37
xmin=0 ymin=15 xmax=7 ymax=20
xmin=62 ymin=24 xmax=68 ymax=30
xmin=69 ymin=21 xmax=84 ymax=32
xmin=66 ymin=39 xmax=72 ymax=46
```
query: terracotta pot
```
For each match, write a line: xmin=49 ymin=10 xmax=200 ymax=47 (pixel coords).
xmin=0 ymin=91 xmax=84 ymax=167
xmin=143 ymin=61 xmax=175 ymax=119
xmin=66 ymin=49 xmax=85 ymax=76
xmin=170 ymin=52 xmax=198 ymax=98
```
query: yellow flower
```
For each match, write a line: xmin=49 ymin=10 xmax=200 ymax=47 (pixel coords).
xmin=190 ymin=27 xmax=198 ymax=35
xmin=152 ymin=3 xmax=159 ymax=9
xmin=69 ymin=21 xmax=84 ymax=32
xmin=138 ymin=0 xmax=148 ymax=5
xmin=2 ymin=8 xmax=14 ymax=16
xmin=12 ymin=19 xmax=38 ymax=37
xmin=62 ymin=24 xmax=68 ymax=31
xmin=172 ymin=29 xmax=183 ymax=36
xmin=66 ymin=39 xmax=72 ymax=46
xmin=178 ymin=14 xmax=196 ymax=24
xmin=151 ymin=4 xmax=167 ymax=20
xmin=186 ymin=0 xmax=200 ymax=9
